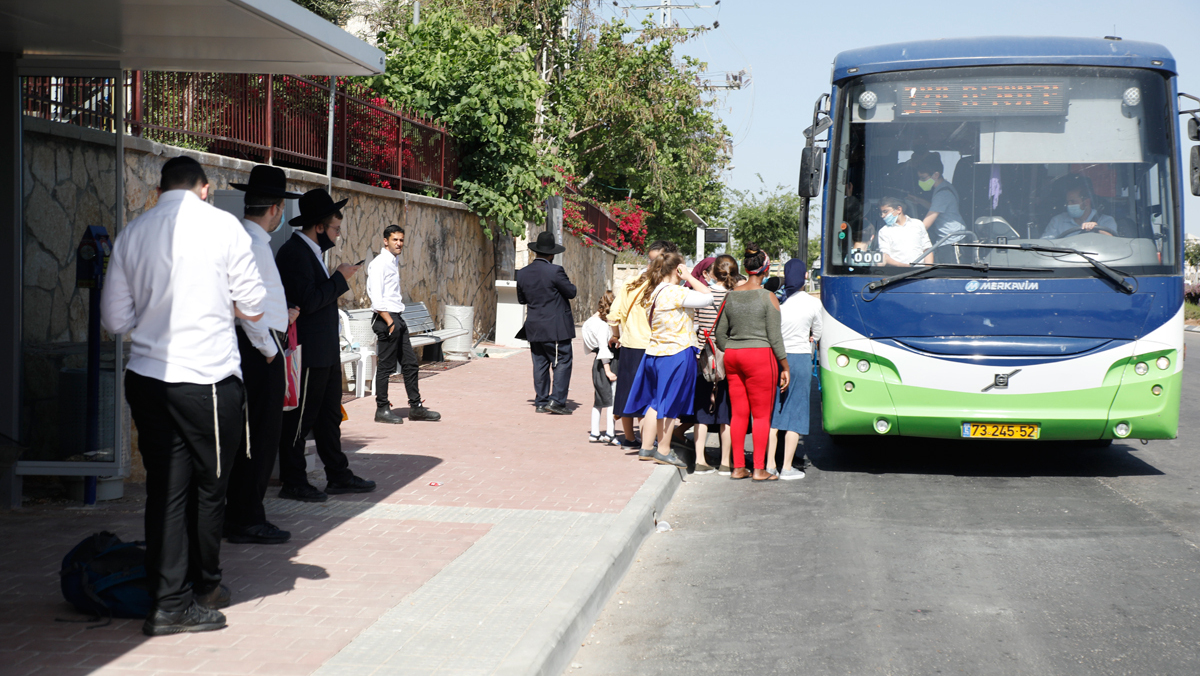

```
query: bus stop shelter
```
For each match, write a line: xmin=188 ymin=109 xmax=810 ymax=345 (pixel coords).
xmin=0 ymin=0 xmax=385 ymax=506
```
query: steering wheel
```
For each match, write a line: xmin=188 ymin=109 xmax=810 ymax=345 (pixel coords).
xmin=1055 ymin=226 xmax=1091 ymax=238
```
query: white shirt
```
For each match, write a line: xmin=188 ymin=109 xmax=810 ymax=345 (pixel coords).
xmin=235 ymin=218 xmax=289 ymax=359
xmin=877 ymin=215 xmax=933 ymax=266
xmin=582 ymin=314 xmax=614 ymax=362
xmin=297 ymin=230 xmax=330 ymax=276
xmin=779 ymin=291 xmax=823 ymax=354
xmin=367 ymin=247 xmax=405 ymax=314
xmin=101 ymin=190 xmax=266 ymax=383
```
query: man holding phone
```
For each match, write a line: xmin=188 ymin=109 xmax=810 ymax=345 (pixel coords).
xmin=275 ymin=189 xmax=376 ymax=502
xmin=367 ymin=224 xmax=441 ymax=424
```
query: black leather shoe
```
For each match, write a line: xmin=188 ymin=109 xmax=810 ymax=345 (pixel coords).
xmin=226 ymin=523 xmax=291 ymax=545
xmin=534 ymin=405 xmax=549 ymax=413
xmin=408 ymin=405 xmax=441 ymax=422
xmin=375 ymin=406 xmax=404 ymax=424
xmin=143 ymin=602 xmax=226 ymax=636
xmin=546 ymin=401 xmax=572 ymax=415
xmin=194 ymin=584 xmax=231 ymax=610
xmin=326 ymin=475 xmax=376 ymax=494
xmin=279 ymin=484 xmax=328 ymax=503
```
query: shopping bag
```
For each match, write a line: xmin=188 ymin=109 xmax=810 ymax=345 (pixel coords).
xmin=340 ymin=405 xmax=348 ymax=422
xmin=283 ymin=323 xmax=302 ymax=411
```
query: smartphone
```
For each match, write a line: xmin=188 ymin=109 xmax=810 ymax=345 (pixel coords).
xmin=354 ymin=259 xmax=366 ymax=266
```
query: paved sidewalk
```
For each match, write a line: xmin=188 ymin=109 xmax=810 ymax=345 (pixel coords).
xmin=0 ymin=339 xmax=681 ymax=676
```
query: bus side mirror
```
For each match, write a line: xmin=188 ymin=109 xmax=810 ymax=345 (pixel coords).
xmin=799 ymin=147 xmax=824 ymax=198
xmin=1189 ymin=117 xmax=1200 ymax=142
xmin=1191 ymin=146 xmax=1200 ymax=196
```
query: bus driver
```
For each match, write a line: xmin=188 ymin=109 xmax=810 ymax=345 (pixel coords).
xmin=876 ymin=197 xmax=933 ymax=267
xmin=1043 ymin=179 xmax=1117 ymax=239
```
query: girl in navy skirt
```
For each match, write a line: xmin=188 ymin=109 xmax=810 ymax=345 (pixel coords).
xmin=626 ymin=252 xmax=714 ymax=467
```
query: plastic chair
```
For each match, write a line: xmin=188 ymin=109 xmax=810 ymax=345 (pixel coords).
xmin=344 ymin=309 xmax=378 ymax=397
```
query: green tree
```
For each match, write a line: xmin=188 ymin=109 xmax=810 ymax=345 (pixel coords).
xmin=727 ymin=178 xmax=820 ymax=261
xmin=292 ymin=0 xmax=355 ymax=25
xmin=369 ymin=7 xmax=559 ymax=236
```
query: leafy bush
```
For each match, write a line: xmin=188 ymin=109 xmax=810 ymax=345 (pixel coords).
xmin=1185 ymin=283 xmax=1200 ymax=305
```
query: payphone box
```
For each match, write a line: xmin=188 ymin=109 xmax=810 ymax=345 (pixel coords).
xmin=76 ymin=226 xmax=111 ymax=289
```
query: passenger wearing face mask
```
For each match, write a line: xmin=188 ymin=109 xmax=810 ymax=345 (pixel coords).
xmin=1043 ymin=182 xmax=1117 ymax=239
xmin=876 ymin=197 xmax=932 ymax=267
xmin=275 ymin=189 xmax=375 ymax=504
xmin=911 ymin=153 xmax=966 ymax=263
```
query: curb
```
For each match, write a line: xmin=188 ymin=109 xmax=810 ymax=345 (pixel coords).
xmin=494 ymin=465 xmax=684 ymax=676
xmin=1186 ymin=325 xmax=1200 ymax=333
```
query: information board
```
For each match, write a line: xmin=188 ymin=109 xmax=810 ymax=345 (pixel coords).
xmin=896 ymin=80 xmax=1067 ymax=117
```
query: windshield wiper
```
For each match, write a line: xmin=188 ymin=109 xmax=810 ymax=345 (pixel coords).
xmin=956 ymin=242 xmax=1135 ymax=294
xmin=866 ymin=262 xmax=1053 ymax=293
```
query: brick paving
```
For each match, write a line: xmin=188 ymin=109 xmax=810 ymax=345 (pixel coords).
xmin=0 ymin=339 xmax=658 ymax=676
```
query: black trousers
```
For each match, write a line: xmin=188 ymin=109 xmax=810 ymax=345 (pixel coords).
xmin=125 ymin=371 xmax=243 ymax=613
xmin=278 ymin=365 xmax=352 ymax=489
xmin=225 ymin=327 xmax=285 ymax=530
xmin=373 ymin=313 xmax=421 ymax=408
xmin=529 ymin=340 xmax=573 ymax=407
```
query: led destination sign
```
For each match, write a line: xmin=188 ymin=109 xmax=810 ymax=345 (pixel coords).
xmin=896 ymin=80 xmax=1066 ymax=116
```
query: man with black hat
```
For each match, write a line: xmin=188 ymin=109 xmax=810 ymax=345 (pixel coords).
xmin=223 ymin=166 xmax=301 ymax=543
xmin=275 ymin=189 xmax=375 ymax=502
xmin=516 ymin=231 xmax=577 ymax=415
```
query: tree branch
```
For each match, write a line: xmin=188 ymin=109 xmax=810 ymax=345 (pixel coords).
xmin=568 ymin=121 xmax=604 ymax=140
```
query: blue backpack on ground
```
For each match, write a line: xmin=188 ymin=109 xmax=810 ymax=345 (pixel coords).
xmin=60 ymin=531 xmax=152 ymax=620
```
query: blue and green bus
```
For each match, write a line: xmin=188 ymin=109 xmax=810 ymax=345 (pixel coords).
xmin=804 ymin=37 xmax=1189 ymax=443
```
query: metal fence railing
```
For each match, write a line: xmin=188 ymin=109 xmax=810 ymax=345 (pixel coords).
xmin=22 ymin=73 xmax=459 ymax=197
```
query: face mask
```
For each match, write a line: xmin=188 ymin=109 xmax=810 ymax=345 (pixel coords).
xmin=316 ymin=230 xmax=336 ymax=251
xmin=1066 ymin=204 xmax=1085 ymax=219
xmin=882 ymin=212 xmax=898 ymax=227
xmin=917 ymin=178 xmax=935 ymax=192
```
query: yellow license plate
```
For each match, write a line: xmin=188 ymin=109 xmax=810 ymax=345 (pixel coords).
xmin=961 ymin=422 xmax=1040 ymax=439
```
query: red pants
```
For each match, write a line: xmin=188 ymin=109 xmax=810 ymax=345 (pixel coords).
xmin=725 ymin=347 xmax=779 ymax=469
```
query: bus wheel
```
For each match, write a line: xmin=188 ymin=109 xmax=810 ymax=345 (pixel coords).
xmin=1085 ymin=438 xmax=1114 ymax=449
xmin=830 ymin=435 xmax=863 ymax=450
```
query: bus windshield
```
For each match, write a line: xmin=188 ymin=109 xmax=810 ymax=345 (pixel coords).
xmin=826 ymin=66 xmax=1179 ymax=277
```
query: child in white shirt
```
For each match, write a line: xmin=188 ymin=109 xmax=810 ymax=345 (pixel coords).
xmin=581 ymin=291 xmax=618 ymax=443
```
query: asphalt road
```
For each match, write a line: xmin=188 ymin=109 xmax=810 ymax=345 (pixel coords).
xmin=567 ymin=333 xmax=1200 ymax=676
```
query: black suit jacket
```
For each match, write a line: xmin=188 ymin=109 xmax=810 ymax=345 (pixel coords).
xmin=275 ymin=232 xmax=350 ymax=368
xmin=516 ymin=258 xmax=577 ymax=342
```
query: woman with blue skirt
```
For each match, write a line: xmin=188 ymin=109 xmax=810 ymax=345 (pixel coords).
xmin=626 ymin=251 xmax=714 ymax=467
xmin=767 ymin=258 xmax=823 ymax=480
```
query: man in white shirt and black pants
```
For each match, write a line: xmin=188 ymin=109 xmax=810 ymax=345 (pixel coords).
xmin=366 ymin=224 xmax=441 ymax=424
xmin=101 ymin=157 xmax=267 ymax=636
xmin=224 ymin=166 xmax=301 ymax=545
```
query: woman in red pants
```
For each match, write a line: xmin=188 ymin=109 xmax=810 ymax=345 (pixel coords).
xmin=713 ymin=244 xmax=790 ymax=481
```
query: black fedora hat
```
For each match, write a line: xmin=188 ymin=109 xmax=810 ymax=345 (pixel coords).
xmin=289 ymin=188 xmax=350 ymax=228
xmin=528 ymin=231 xmax=566 ymax=256
xmin=231 ymin=165 xmax=303 ymax=199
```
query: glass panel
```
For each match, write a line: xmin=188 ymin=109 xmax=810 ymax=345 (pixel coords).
xmin=827 ymin=66 xmax=1179 ymax=277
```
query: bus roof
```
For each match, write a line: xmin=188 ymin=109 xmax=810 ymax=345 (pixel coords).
xmin=832 ymin=37 xmax=1176 ymax=83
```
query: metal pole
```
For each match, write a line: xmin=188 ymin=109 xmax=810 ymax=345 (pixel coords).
xmin=113 ymin=70 xmax=125 ymax=485
xmin=325 ymin=77 xmax=335 ymax=192
xmin=546 ymin=195 xmax=563 ymax=266
xmin=265 ymin=74 xmax=273 ymax=165
xmin=798 ymin=197 xmax=808 ymax=261
xmin=696 ymin=226 xmax=704 ymax=263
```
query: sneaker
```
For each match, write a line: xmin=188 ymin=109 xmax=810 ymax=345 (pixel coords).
xmin=780 ymin=467 xmax=806 ymax=481
xmin=718 ymin=464 xmax=732 ymax=476
xmin=652 ymin=450 xmax=688 ymax=468
xmin=279 ymin=484 xmax=327 ymax=503
xmin=767 ymin=467 xmax=779 ymax=477
xmin=637 ymin=447 xmax=655 ymax=461
xmin=408 ymin=405 xmax=441 ymax=422
xmin=194 ymin=584 xmax=231 ymax=610
xmin=143 ymin=603 xmax=226 ymax=636
xmin=325 ymin=475 xmax=377 ymax=494
xmin=598 ymin=433 xmax=614 ymax=444
xmin=226 ymin=523 xmax=291 ymax=545
xmin=692 ymin=463 xmax=716 ymax=475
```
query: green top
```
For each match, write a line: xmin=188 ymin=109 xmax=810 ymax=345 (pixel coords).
xmin=714 ymin=288 xmax=786 ymax=361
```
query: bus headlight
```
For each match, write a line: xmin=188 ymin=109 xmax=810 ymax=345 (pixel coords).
xmin=1134 ymin=362 xmax=1149 ymax=376
xmin=856 ymin=359 xmax=871 ymax=373
xmin=874 ymin=418 xmax=890 ymax=434
xmin=844 ymin=381 xmax=854 ymax=392
xmin=1152 ymin=385 xmax=1163 ymax=396
xmin=1156 ymin=356 xmax=1170 ymax=370
xmin=836 ymin=354 xmax=850 ymax=368
xmin=1115 ymin=422 xmax=1131 ymax=438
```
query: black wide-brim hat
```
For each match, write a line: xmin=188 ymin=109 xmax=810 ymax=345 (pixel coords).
xmin=289 ymin=188 xmax=349 ymax=228
xmin=529 ymin=230 xmax=566 ymax=255
xmin=231 ymin=165 xmax=303 ymax=199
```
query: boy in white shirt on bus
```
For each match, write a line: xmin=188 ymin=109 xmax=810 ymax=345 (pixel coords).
xmin=876 ymin=197 xmax=933 ymax=267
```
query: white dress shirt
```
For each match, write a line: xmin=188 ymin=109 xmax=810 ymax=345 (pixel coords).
xmin=236 ymin=218 xmax=289 ymax=358
xmin=101 ymin=190 xmax=267 ymax=383
xmin=779 ymin=291 xmax=823 ymax=354
xmin=367 ymin=247 xmax=405 ymax=314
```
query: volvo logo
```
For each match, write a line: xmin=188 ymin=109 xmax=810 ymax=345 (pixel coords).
xmin=982 ymin=369 xmax=1022 ymax=392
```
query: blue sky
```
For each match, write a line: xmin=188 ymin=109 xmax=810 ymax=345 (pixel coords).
xmin=603 ymin=0 xmax=1200 ymax=232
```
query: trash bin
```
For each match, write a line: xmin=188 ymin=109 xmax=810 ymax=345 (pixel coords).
xmin=440 ymin=305 xmax=474 ymax=361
